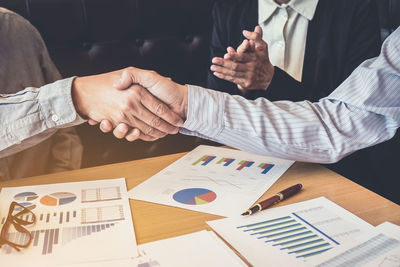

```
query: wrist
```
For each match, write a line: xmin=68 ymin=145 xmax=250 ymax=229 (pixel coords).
xmin=263 ymin=64 xmax=275 ymax=91
xmin=178 ymin=85 xmax=189 ymax=120
xmin=71 ymin=77 xmax=89 ymax=119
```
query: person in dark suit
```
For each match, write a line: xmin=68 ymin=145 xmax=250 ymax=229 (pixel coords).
xmin=207 ymin=0 xmax=400 ymax=205
xmin=208 ymin=0 xmax=381 ymax=101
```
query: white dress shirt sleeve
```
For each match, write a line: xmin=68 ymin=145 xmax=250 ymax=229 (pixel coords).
xmin=0 ymin=77 xmax=86 ymax=158
xmin=181 ymin=28 xmax=400 ymax=163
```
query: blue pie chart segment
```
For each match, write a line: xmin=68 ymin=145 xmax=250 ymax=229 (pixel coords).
xmin=172 ymin=188 xmax=217 ymax=205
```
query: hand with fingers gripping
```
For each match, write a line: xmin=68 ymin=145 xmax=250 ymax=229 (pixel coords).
xmin=210 ymin=26 xmax=275 ymax=93
xmin=88 ymin=68 xmax=189 ymax=142
xmin=72 ymin=69 xmax=184 ymax=141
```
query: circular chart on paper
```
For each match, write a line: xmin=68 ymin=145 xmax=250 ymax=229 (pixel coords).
xmin=14 ymin=202 xmax=37 ymax=211
xmin=14 ymin=192 xmax=39 ymax=202
xmin=172 ymin=188 xmax=217 ymax=205
xmin=40 ymin=192 xmax=77 ymax=206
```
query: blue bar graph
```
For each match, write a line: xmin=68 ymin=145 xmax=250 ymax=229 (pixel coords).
xmin=237 ymin=214 xmax=336 ymax=258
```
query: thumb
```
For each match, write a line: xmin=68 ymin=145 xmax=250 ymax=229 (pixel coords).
xmin=254 ymin=26 xmax=266 ymax=50
xmin=113 ymin=67 xmax=159 ymax=90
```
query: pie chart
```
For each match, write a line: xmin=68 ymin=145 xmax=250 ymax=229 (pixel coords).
xmin=14 ymin=202 xmax=37 ymax=211
xmin=14 ymin=192 xmax=38 ymax=201
xmin=40 ymin=192 xmax=77 ymax=206
xmin=172 ymin=188 xmax=217 ymax=205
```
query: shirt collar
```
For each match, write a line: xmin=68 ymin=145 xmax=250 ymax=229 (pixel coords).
xmin=258 ymin=0 xmax=319 ymax=24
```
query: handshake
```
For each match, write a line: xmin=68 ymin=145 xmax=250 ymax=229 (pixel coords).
xmin=72 ymin=67 xmax=189 ymax=142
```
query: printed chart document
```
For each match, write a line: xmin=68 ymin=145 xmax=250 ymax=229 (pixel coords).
xmin=314 ymin=222 xmax=400 ymax=267
xmin=132 ymin=230 xmax=247 ymax=267
xmin=70 ymin=230 xmax=247 ymax=267
xmin=0 ymin=178 xmax=138 ymax=267
xmin=128 ymin=145 xmax=294 ymax=217
xmin=207 ymin=197 xmax=373 ymax=267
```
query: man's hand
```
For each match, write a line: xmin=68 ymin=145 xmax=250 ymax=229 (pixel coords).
xmin=90 ymin=68 xmax=189 ymax=142
xmin=71 ymin=70 xmax=184 ymax=141
xmin=210 ymin=26 xmax=274 ymax=91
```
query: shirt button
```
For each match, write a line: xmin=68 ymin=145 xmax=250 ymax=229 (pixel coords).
xmin=51 ymin=114 xmax=59 ymax=122
xmin=276 ymin=41 xmax=284 ymax=48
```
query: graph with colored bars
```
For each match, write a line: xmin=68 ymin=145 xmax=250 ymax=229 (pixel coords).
xmin=237 ymin=214 xmax=338 ymax=259
xmin=258 ymin=163 xmax=275 ymax=174
xmin=0 ymin=223 xmax=116 ymax=255
xmin=237 ymin=160 xmax=254 ymax=171
xmin=192 ymin=155 xmax=275 ymax=175
xmin=192 ymin=155 xmax=216 ymax=166
xmin=216 ymin=157 xmax=235 ymax=166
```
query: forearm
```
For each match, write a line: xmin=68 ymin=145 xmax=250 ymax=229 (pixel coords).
xmin=0 ymin=77 xmax=85 ymax=158
xmin=181 ymin=86 xmax=395 ymax=163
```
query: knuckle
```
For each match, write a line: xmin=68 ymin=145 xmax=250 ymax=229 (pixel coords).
xmin=120 ymin=101 xmax=131 ymax=114
xmin=151 ymin=117 xmax=162 ymax=127
xmin=145 ymin=126 xmax=154 ymax=135
xmin=130 ymin=86 xmax=142 ymax=97
xmin=148 ymin=70 xmax=158 ymax=76
xmin=232 ymin=62 xmax=238 ymax=70
xmin=154 ymin=102 xmax=166 ymax=115
xmin=243 ymin=80 xmax=251 ymax=88
xmin=116 ymin=112 xmax=126 ymax=123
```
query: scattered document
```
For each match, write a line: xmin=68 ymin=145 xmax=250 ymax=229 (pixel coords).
xmin=128 ymin=145 xmax=294 ymax=217
xmin=0 ymin=178 xmax=138 ymax=267
xmin=207 ymin=197 xmax=374 ymax=267
xmin=69 ymin=230 xmax=247 ymax=267
xmin=314 ymin=222 xmax=400 ymax=267
xmin=135 ymin=230 xmax=246 ymax=267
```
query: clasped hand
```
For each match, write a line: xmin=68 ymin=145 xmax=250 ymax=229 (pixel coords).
xmin=211 ymin=26 xmax=274 ymax=93
xmin=72 ymin=27 xmax=271 ymax=142
xmin=72 ymin=67 xmax=188 ymax=142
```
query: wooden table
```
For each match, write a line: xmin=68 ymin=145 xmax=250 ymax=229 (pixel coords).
xmin=1 ymin=151 xmax=399 ymax=245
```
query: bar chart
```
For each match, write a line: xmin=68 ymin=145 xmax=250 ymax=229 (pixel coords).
xmin=236 ymin=160 xmax=254 ymax=171
xmin=216 ymin=157 xmax=235 ymax=166
xmin=192 ymin=155 xmax=216 ymax=166
xmin=237 ymin=214 xmax=337 ymax=258
xmin=258 ymin=163 xmax=275 ymax=174
xmin=0 ymin=223 xmax=116 ymax=255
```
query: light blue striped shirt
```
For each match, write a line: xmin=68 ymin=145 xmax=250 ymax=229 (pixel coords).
xmin=181 ymin=27 xmax=400 ymax=163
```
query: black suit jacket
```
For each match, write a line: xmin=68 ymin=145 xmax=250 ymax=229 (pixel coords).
xmin=207 ymin=0 xmax=400 ymax=204
xmin=207 ymin=0 xmax=381 ymax=102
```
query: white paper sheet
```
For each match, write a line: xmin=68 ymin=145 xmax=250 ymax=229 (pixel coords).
xmin=207 ymin=197 xmax=373 ymax=267
xmin=136 ymin=230 xmax=247 ymax=267
xmin=314 ymin=222 xmax=400 ymax=267
xmin=0 ymin=178 xmax=138 ymax=267
xmin=128 ymin=145 xmax=294 ymax=217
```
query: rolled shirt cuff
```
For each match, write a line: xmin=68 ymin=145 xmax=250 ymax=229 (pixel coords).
xmin=180 ymin=84 xmax=225 ymax=139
